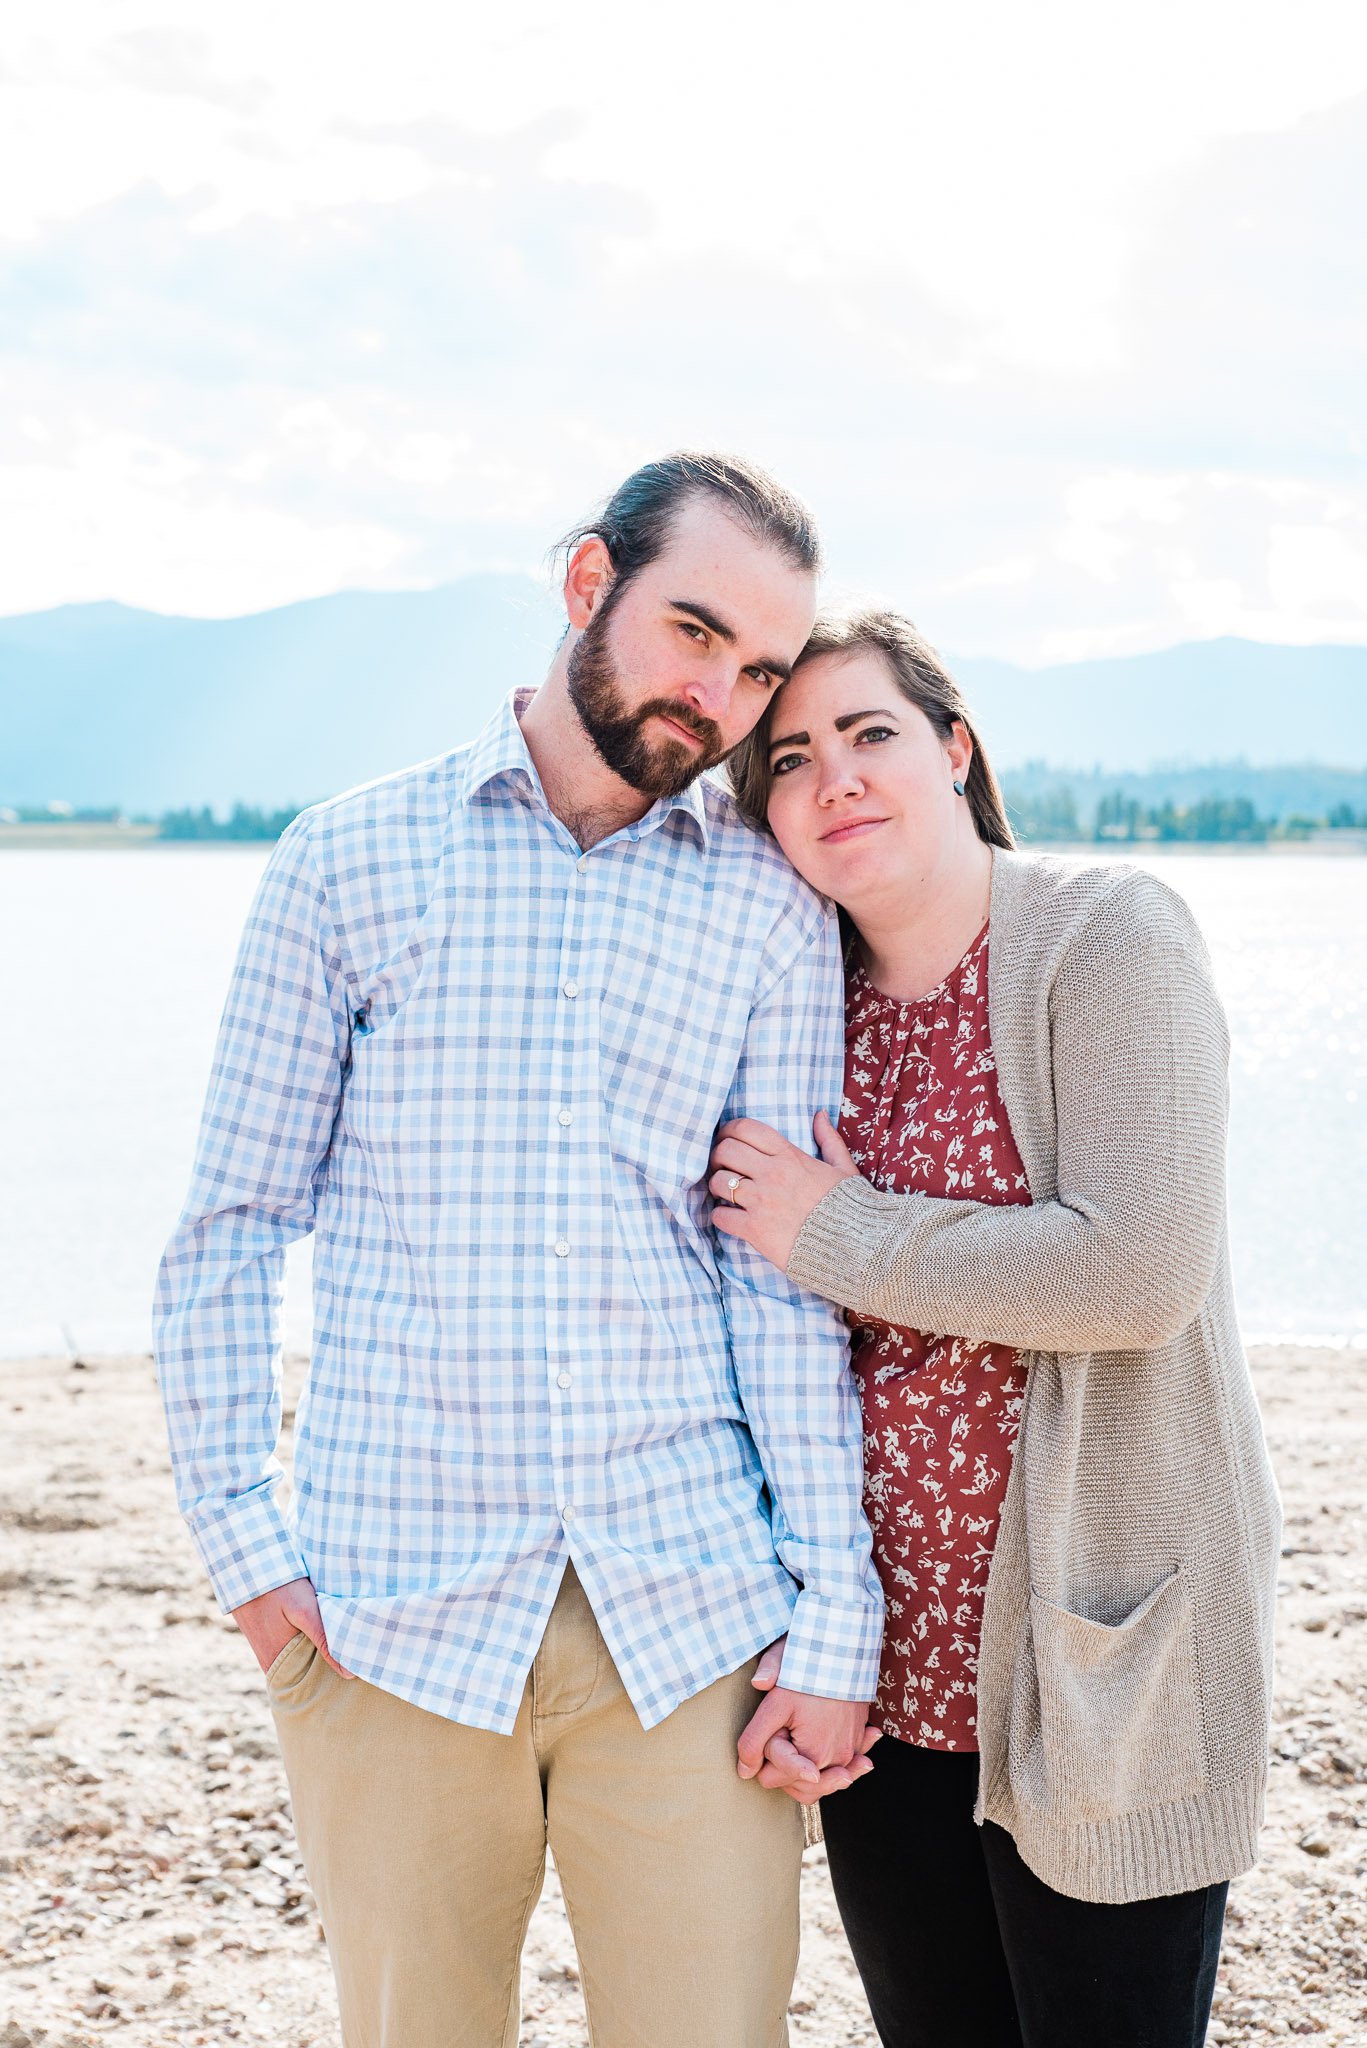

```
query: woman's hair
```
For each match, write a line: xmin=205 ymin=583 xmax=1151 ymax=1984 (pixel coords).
xmin=727 ymin=603 xmax=1015 ymax=850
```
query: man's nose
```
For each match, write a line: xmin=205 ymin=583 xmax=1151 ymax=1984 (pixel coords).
xmin=679 ymin=662 xmax=735 ymax=722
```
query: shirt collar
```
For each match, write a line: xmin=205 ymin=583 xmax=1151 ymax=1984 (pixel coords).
xmin=458 ymin=687 xmax=542 ymax=807
xmin=459 ymin=688 xmax=712 ymax=850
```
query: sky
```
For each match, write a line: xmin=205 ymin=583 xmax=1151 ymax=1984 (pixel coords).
xmin=1 ymin=1 xmax=1364 ymax=662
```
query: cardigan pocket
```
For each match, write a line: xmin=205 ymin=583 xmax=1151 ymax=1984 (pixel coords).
xmin=1023 ymin=1567 xmax=1206 ymax=1825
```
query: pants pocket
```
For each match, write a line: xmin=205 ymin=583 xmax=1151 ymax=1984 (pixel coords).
xmin=265 ymin=1629 xmax=314 ymax=1689
xmin=1025 ymin=1567 xmax=1206 ymax=1824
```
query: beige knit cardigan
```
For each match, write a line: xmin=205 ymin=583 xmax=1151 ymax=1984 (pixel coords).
xmin=788 ymin=848 xmax=1282 ymax=1905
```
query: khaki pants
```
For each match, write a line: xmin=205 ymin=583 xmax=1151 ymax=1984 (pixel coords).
xmin=267 ymin=1565 xmax=804 ymax=2047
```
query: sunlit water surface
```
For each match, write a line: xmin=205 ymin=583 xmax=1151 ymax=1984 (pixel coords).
xmin=2 ymin=848 xmax=1363 ymax=1358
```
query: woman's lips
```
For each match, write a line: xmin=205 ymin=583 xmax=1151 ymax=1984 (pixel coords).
xmin=819 ymin=817 xmax=888 ymax=845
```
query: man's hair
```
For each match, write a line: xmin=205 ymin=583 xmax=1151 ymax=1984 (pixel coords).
xmin=556 ymin=452 xmax=822 ymax=595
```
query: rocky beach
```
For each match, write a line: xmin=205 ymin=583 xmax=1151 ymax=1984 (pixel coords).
xmin=2 ymin=1343 xmax=1364 ymax=2047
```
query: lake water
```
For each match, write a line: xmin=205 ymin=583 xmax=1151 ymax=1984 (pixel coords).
xmin=2 ymin=847 xmax=1364 ymax=1358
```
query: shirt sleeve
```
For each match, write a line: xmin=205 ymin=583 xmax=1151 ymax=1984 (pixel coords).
xmin=716 ymin=903 xmax=885 ymax=1702
xmin=153 ymin=817 xmax=352 ymax=1611
xmin=787 ymin=874 xmax=1231 ymax=1355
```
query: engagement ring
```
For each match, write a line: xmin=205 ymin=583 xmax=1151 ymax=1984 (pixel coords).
xmin=726 ymin=1175 xmax=741 ymax=1196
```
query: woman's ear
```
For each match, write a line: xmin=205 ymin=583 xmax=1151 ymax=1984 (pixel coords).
xmin=563 ymin=536 xmax=615 ymax=632
xmin=947 ymin=718 xmax=974 ymax=792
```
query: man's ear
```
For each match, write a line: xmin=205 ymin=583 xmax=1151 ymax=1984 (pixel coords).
xmin=563 ymin=536 xmax=616 ymax=632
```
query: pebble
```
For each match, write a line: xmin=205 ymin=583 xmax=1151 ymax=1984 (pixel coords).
xmin=1298 ymin=1830 xmax=1333 ymax=1857
xmin=169 ymin=1928 xmax=198 ymax=1949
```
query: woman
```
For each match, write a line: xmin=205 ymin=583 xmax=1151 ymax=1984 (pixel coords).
xmin=715 ymin=608 xmax=1281 ymax=2048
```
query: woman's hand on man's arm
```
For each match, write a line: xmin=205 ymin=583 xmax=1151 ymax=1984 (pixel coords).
xmin=709 ymin=1110 xmax=861 ymax=1271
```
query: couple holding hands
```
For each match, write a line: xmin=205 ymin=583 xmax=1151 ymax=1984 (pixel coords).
xmin=156 ymin=452 xmax=1280 ymax=2048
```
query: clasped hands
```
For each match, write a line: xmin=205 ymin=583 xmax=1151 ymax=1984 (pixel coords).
xmin=738 ymin=1638 xmax=881 ymax=1804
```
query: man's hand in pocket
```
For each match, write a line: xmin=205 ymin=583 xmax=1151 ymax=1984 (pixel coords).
xmin=231 ymin=1577 xmax=351 ymax=1678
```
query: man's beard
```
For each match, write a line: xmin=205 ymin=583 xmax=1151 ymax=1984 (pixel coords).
xmin=565 ymin=602 xmax=726 ymax=799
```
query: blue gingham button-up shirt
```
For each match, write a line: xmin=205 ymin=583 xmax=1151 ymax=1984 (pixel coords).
xmin=155 ymin=689 xmax=883 ymax=1733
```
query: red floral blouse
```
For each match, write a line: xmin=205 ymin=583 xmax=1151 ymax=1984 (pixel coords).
xmin=843 ymin=924 xmax=1030 ymax=1751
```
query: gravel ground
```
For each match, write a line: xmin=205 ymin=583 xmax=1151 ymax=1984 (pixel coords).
xmin=1 ymin=1344 xmax=1363 ymax=2046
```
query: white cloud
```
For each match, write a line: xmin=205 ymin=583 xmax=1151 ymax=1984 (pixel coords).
xmin=0 ymin=5 xmax=1365 ymax=655
xmin=98 ymin=25 xmax=271 ymax=116
xmin=1267 ymin=523 xmax=1367 ymax=620
xmin=0 ymin=442 xmax=406 ymax=615
xmin=1056 ymin=475 xmax=1188 ymax=584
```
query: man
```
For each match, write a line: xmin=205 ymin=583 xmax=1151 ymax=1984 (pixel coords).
xmin=155 ymin=452 xmax=883 ymax=2048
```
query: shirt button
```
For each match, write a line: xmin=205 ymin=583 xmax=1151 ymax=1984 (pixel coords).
xmin=562 ymin=980 xmax=580 ymax=999
xmin=554 ymin=1240 xmax=570 ymax=1258
xmin=557 ymin=1109 xmax=573 ymax=1127
xmin=556 ymin=1372 xmax=573 ymax=1390
xmin=562 ymin=1504 xmax=576 ymax=1522
xmin=576 ymin=856 xmax=589 ymax=873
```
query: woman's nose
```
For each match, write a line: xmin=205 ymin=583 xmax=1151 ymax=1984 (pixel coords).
xmin=817 ymin=761 xmax=864 ymax=804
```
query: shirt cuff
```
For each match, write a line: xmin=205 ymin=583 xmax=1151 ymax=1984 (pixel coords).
xmin=185 ymin=1487 xmax=309 ymax=1613
xmin=776 ymin=1585 xmax=885 ymax=1703
xmin=786 ymin=1174 xmax=910 ymax=1313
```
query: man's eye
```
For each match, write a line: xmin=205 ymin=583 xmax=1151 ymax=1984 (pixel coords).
xmin=678 ymin=622 xmax=706 ymax=642
xmin=744 ymin=666 xmax=775 ymax=687
xmin=770 ymin=753 xmax=807 ymax=777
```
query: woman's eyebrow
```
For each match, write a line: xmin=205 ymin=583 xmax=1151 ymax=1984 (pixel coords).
xmin=833 ymin=708 xmax=898 ymax=730
xmin=769 ymin=707 xmax=898 ymax=754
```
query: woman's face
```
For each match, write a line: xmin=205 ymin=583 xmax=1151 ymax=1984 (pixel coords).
xmin=762 ymin=649 xmax=968 ymax=911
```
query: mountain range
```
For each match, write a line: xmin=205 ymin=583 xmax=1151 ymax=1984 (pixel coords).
xmin=3 ymin=577 xmax=1365 ymax=812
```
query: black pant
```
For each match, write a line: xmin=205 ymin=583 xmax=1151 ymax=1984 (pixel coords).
xmin=821 ymin=1738 xmax=1227 ymax=2048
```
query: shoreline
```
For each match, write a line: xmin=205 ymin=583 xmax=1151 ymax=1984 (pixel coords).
xmin=8 ymin=1331 xmax=1361 ymax=1365
xmin=2 ymin=1344 xmax=1364 ymax=2046
xmin=4 ymin=825 xmax=1367 ymax=857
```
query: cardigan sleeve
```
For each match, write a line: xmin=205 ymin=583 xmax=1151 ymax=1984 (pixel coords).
xmin=786 ymin=872 xmax=1231 ymax=1354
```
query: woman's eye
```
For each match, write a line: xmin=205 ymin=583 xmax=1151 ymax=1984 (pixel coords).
xmin=770 ymin=752 xmax=807 ymax=777
xmin=854 ymin=725 xmax=897 ymax=744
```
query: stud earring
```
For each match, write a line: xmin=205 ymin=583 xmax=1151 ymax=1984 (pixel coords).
xmin=952 ymin=779 xmax=966 ymax=797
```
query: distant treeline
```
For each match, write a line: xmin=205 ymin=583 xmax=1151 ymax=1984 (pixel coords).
xmin=157 ymin=803 xmax=304 ymax=840
xmin=0 ymin=800 xmax=305 ymax=837
xmin=1004 ymin=788 xmax=1333 ymax=845
xmin=6 ymin=763 xmax=1367 ymax=847
xmin=1000 ymin=762 xmax=1367 ymax=845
